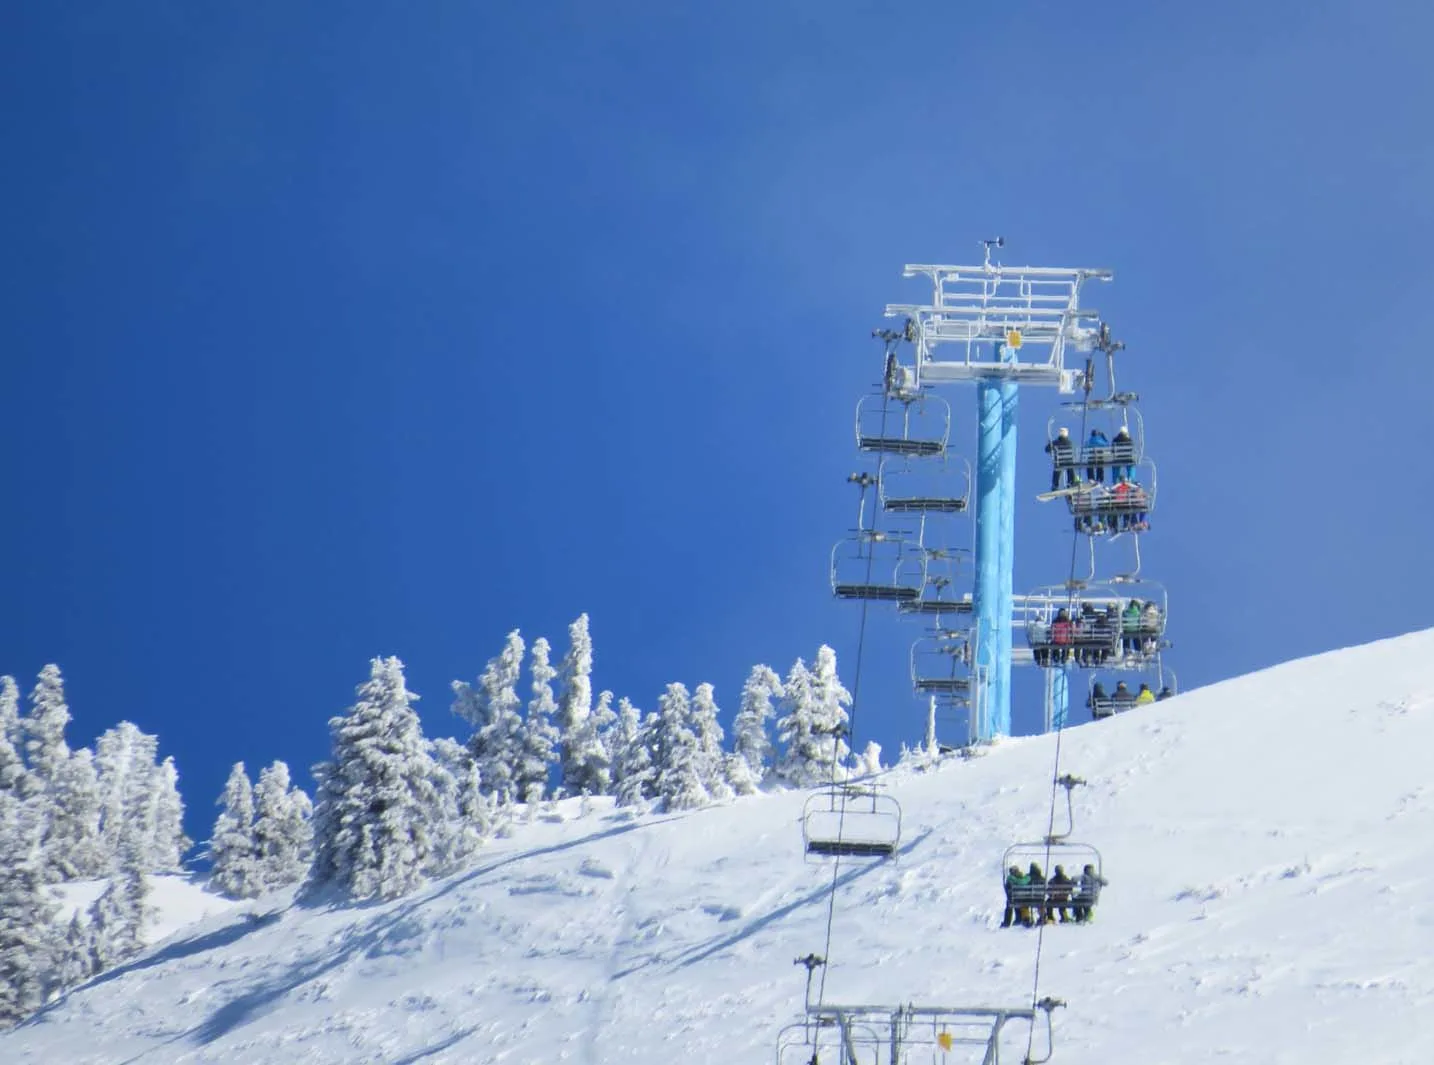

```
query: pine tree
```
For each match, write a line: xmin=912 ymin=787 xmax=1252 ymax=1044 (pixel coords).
xmin=651 ymin=683 xmax=708 ymax=812
xmin=568 ymin=688 xmax=617 ymax=798
xmin=517 ymin=637 xmax=560 ymax=805
xmin=89 ymin=842 xmax=152 ymax=972
xmin=727 ymin=665 xmax=782 ymax=795
xmin=94 ymin=721 xmax=161 ymax=869
xmin=210 ymin=762 xmax=260 ymax=900
xmin=54 ymin=912 xmax=94 ymax=992
xmin=0 ymin=676 xmax=28 ymax=796
xmin=464 ymin=631 xmax=526 ymax=806
xmin=23 ymin=664 xmax=72 ymax=789
xmin=146 ymin=756 xmax=190 ymax=872
xmin=0 ymin=793 xmax=59 ymax=1029
xmin=556 ymin=614 xmax=601 ymax=796
xmin=428 ymin=738 xmax=489 ymax=875
xmin=809 ymin=644 xmax=854 ymax=774
xmin=46 ymin=748 xmax=106 ymax=880
xmin=309 ymin=656 xmax=443 ymax=901
xmin=612 ymin=699 xmax=654 ymax=807
xmin=252 ymin=761 xmax=312 ymax=893
xmin=775 ymin=657 xmax=827 ymax=789
xmin=690 ymin=682 xmax=732 ymax=802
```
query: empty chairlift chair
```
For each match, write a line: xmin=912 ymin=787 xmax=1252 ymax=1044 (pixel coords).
xmin=854 ymin=392 xmax=951 ymax=457
xmin=802 ymin=784 xmax=902 ymax=859
xmin=878 ymin=454 xmax=971 ymax=514
xmin=830 ymin=532 xmax=926 ymax=603
xmin=910 ymin=634 xmax=973 ymax=700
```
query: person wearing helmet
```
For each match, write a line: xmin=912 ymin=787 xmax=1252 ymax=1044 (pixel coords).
xmin=1084 ymin=427 xmax=1110 ymax=483
xmin=1088 ymin=681 xmax=1113 ymax=719
xmin=1074 ymin=863 xmax=1109 ymax=922
xmin=1135 ymin=682 xmax=1156 ymax=706
xmin=1156 ymin=686 xmax=1174 ymax=701
xmin=1044 ymin=427 xmax=1077 ymax=491
xmin=1002 ymin=864 xmax=1032 ymax=927
xmin=1112 ymin=680 xmax=1135 ymax=710
xmin=1111 ymin=424 xmax=1135 ymax=480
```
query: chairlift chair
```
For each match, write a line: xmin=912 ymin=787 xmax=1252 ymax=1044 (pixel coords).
xmin=802 ymin=783 xmax=902 ymax=860
xmin=1088 ymin=662 xmax=1177 ymax=719
xmin=910 ymin=633 xmax=973 ymax=698
xmin=877 ymin=454 xmax=971 ymax=514
xmin=830 ymin=532 xmax=926 ymax=603
xmin=1001 ymin=775 xmax=1105 ymax=922
xmin=1045 ymin=402 xmax=1145 ymax=479
xmin=896 ymin=544 xmax=973 ymax=620
xmin=855 ymin=391 xmax=950 ymax=457
xmin=1067 ymin=458 xmax=1158 ymax=536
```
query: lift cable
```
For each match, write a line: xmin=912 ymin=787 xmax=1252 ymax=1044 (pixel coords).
xmin=1023 ymin=344 xmax=1106 ymax=1063
xmin=812 ymin=330 xmax=905 ymax=1011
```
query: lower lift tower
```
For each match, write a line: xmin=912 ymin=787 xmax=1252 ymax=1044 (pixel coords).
xmin=884 ymin=240 xmax=1113 ymax=737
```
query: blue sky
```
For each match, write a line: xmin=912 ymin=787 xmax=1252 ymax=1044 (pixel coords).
xmin=3 ymin=1 xmax=1431 ymax=846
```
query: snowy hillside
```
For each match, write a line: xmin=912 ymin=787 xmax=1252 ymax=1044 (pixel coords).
xmin=6 ymin=629 xmax=1434 ymax=1064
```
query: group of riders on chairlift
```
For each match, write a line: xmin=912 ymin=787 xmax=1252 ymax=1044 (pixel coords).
xmin=1002 ymin=861 xmax=1109 ymax=928
xmin=1029 ymin=599 xmax=1164 ymax=666
xmin=1045 ymin=426 xmax=1150 ymax=534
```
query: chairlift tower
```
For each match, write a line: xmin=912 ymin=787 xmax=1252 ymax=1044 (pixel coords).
xmin=884 ymin=241 xmax=1113 ymax=738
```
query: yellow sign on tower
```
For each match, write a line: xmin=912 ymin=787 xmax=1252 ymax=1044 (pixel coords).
xmin=937 ymin=1030 xmax=954 ymax=1052
xmin=1005 ymin=329 xmax=1023 ymax=349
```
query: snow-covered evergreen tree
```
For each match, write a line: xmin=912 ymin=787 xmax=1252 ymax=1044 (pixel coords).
xmin=145 ymin=756 xmax=190 ymax=872
xmin=809 ymin=644 xmax=854 ymax=771
xmin=89 ymin=842 xmax=151 ymax=972
xmin=461 ymin=631 xmax=526 ymax=806
xmin=46 ymin=748 xmax=106 ymax=880
xmin=556 ymin=614 xmax=606 ymax=797
xmin=252 ymin=761 xmax=312 ymax=893
xmin=309 ymin=656 xmax=443 ymax=901
xmin=0 ymin=793 xmax=59 ymax=1029
xmin=775 ymin=646 xmax=853 ymax=788
xmin=428 ymin=738 xmax=489 ymax=875
xmin=94 ymin=721 xmax=161 ymax=868
xmin=726 ymin=664 xmax=782 ymax=795
xmin=650 ymin=683 xmax=708 ymax=812
xmin=23 ymin=664 xmax=71 ymax=789
xmin=517 ymin=637 xmax=560 ymax=805
xmin=569 ymin=687 xmax=617 ymax=798
xmin=690 ymin=682 xmax=732 ymax=802
xmin=612 ymin=699 xmax=654 ymax=807
xmin=210 ymin=762 xmax=260 ymax=900
xmin=0 ymin=676 xmax=28 ymax=795
xmin=54 ymin=912 xmax=94 ymax=992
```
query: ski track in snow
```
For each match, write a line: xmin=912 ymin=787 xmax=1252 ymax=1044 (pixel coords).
xmin=7 ymin=628 xmax=1434 ymax=1063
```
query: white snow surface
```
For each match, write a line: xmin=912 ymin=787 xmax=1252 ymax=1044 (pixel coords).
xmin=7 ymin=629 xmax=1434 ymax=1063
xmin=55 ymin=875 xmax=239 ymax=947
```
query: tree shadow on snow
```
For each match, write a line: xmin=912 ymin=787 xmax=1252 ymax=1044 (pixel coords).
xmin=192 ymin=816 xmax=679 ymax=1046
xmin=655 ymin=827 xmax=934 ymax=974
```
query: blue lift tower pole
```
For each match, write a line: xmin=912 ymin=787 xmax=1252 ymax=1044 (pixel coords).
xmin=885 ymin=242 xmax=1112 ymax=740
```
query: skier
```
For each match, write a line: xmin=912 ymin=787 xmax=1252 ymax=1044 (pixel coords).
xmin=1002 ymin=864 xmax=1031 ymax=928
xmin=1111 ymin=424 xmax=1135 ymax=480
xmin=1135 ymin=683 xmax=1156 ymax=706
xmin=1084 ymin=427 xmax=1110 ymax=483
xmin=1074 ymin=863 xmax=1108 ymax=922
xmin=1088 ymin=681 xmax=1112 ymax=719
xmin=1048 ymin=865 xmax=1076 ymax=923
xmin=1045 ymin=427 xmax=1077 ymax=491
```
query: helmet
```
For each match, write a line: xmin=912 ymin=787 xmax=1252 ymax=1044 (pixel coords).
xmin=1058 ymin=427 xmax=1069 ymax=437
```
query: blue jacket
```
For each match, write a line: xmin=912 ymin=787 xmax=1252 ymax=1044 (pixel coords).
xmin=1086 ymin=430 xmax=1108 ymax=448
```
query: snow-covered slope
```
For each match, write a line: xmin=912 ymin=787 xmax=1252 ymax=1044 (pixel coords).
xmin=56 ymin=875 xmax=239 ymax=949
xmin=7 ymin=630 xmax=1434 ymax=1064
